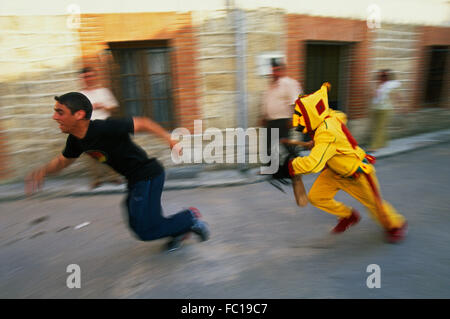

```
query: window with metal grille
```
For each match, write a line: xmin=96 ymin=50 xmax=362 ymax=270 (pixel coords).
xmin=109 ymin=41 xmax=174 ymax=129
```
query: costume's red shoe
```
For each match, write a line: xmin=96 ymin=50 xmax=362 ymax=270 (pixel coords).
xmin=386 ymin=222 xmax=408 ymax=243
xmin=332 ymin=209 xmax=361 ymax=233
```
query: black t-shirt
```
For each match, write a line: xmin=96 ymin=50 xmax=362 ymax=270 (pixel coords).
xmin=62 ymin=117 xmax=164 ymax=184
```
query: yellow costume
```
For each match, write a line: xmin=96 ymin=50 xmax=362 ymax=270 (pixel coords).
xmin=291 ymin=83 xmax=406 ymax=233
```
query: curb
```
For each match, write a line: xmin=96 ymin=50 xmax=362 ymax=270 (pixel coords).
xmin=1 ymin=131 xmax=449 ymax=202
xmin=368 ymin=137 xmax=450 ymax=160
xmin=0 ymin=172 xmax=271 ymax=203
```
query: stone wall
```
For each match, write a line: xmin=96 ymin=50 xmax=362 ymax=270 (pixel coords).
xmin=0 ymin=15 xmax=84 ymax=182
xmin=189 ymin=9 xmax=286 ymax=169
xmin=196 ymin=10 xmax=237 ymax=130
xmin=196 ymin=8 xmax=285 ymax=130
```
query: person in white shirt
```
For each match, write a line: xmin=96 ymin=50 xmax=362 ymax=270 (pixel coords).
xmin=368 ymin=69 xmax=403 ymax=151
xmin=261 ymin=59 xmax=302 ymax=156
xmin=80 ymin=67 xmax=122 ymax=188
xmin=80 ymin=67 xmax=119 ymax=120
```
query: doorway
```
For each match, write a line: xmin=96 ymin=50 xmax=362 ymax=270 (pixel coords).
xmin=424 ymin=45 xmax=449 ymax=108
xmin=305 ymin=41 xmax=351 ymax=112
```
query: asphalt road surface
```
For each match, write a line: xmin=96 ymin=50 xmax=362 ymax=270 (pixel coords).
xmin=1 ymin=143 xmax=449 ymax=298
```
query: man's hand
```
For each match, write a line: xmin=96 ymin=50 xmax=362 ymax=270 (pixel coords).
xmin=272 ymin=155 xmax=296 ymax=180
xmin=24 ymin=155 xmax=74 ymax=195
xmin=25 ymin=168 xmax=46 ymax=195
xmin=303 ymin=140 xmax=314 ymax=150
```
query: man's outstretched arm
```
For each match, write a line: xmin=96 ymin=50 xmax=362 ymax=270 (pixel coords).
xmin=133 ymin=117 xmax=180 ymax=150
xmin=25 ymin=154 xmax=75 ymax=195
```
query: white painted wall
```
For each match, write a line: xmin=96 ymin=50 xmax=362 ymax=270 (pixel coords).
xmin=1 ymin=0 xmax=449 ymax=26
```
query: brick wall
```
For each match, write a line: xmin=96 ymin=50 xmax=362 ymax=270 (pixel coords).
xmin=414 ymin=26 xmax=450 ymax=110
xmin=76 ymin=12 xmax=202 ymax=167
xmin=78 ymin=14 xmax=108 ymax=81
xmin=78 ymin=12 xmax=201 ymax=133
xmin=285 ymin=15 xmax=370 ymax=119
xmin=286 ymin=16 xmax=450 ymax=142
xmin=172 ymin=16 xmax=201 ymax=133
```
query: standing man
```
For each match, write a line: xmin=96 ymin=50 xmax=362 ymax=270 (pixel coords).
xmin=261 ymin=58 xmax=302 ymax=156
xmin=25 ymin=92 xmax=209 ymax=252
xmin=80 ymin=66 xmax=122 ymax=188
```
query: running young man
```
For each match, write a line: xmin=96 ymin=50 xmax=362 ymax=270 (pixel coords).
xmin=25 ymin=92 xmax=209 ymax=251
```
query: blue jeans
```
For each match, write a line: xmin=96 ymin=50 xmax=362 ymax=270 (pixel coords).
xmin=125 ymin=172 xmax=194 ymax=241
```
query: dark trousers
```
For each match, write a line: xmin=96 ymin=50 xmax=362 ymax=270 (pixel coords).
xmin=266 ymin=118 xmax=291 ymax=156
xmin=125 ymin=172 xmax=194 ymax=241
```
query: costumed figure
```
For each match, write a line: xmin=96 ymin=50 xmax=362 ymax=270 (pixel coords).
xmin=274 ymin=82 xmax=408 ymax=243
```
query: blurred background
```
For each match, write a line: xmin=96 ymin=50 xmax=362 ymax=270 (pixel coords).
xmin=1 ymin=1 xmax=450 ymax=300
xmin=0 ymin=0 xmax=449 ymax=181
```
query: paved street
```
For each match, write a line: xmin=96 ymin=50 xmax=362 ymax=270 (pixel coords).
xmin=1 ymin=143 xmax=449 ymax=298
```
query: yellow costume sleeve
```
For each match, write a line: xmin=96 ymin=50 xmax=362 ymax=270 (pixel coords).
xmin=330 ymin=110 xmax=348 ymax=124
xmin=291 ymin=131 xmax=337 ymax=175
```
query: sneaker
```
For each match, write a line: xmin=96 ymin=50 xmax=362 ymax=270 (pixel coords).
xmin=188 ymin=207 xmax=202 ymax=219
xmin=332 ymin=209 xmax=361 ymax=233
xmin=187 ymin=207 xmax=210 ymax=242
xmin=166 ymin=233 xmax=191 ymax=252
xmin=386 ymin=222 xmax=408 ymax=243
